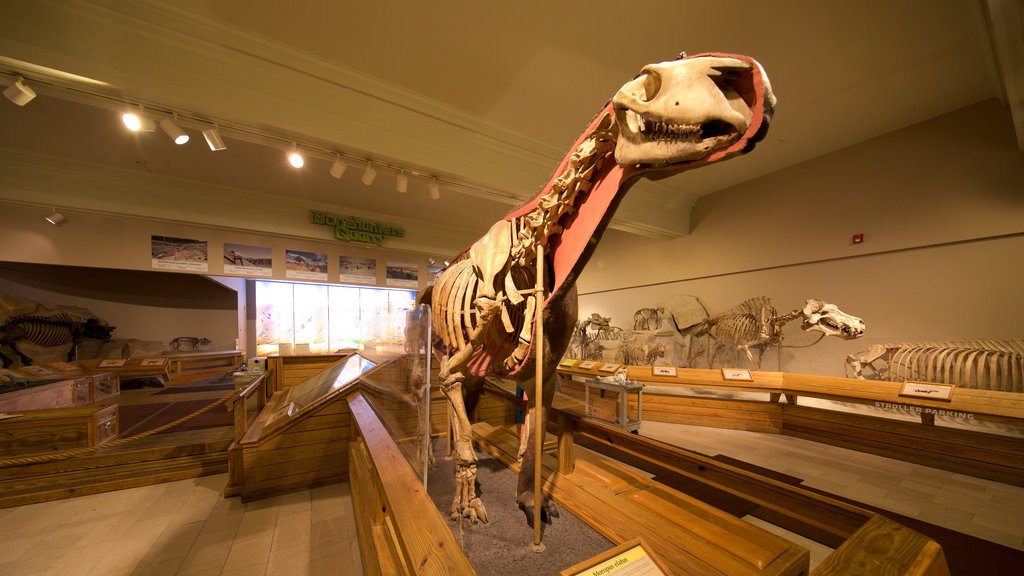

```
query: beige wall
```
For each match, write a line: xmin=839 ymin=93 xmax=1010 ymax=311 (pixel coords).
xmin=577 ymin=100 xmax=1024 ymax=376
xmin=0 ymin=205 xmax=433 ymax=288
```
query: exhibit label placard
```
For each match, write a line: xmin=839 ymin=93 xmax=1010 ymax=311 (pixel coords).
xmin=560 ymin=538 xmax=668 ymax=576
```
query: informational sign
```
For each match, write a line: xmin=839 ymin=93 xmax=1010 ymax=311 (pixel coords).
xmin=561 ymin=538 xmax=668 ymax=576
xmin=311 ymin=210 xmax=404 ymax=246
xmin=899 ymin=381 xmax=955 ymax=402
xmin=721 ymin=368 xmax=753 ymax=382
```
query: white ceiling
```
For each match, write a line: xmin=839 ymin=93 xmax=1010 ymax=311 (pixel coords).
xmin=0 ymin=1 xmax=1020 ymax=256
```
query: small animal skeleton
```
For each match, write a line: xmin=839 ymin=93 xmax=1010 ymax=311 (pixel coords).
xmin=169 ymin=336 xmax=211 ymax=352
xmin=681 ymin=297 xmax=864 ymax=370
xmin=419 ymin=53 xmax=775 ymax=532
xmin=846 ymin=339 xmax=1024 ymax=392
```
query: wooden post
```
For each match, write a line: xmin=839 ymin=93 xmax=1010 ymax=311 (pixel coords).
xmin=532 ymin=245 xmax=545 ymax=551
xmin=558 ymin=412 xmax=574 ymax=475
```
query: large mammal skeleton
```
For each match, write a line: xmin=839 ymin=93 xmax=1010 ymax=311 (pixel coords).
xmin=421 ymin=53 xmax=775 ymax=529
xmin=846 ymin=339 xmax=1024 ymax=392
xmin=681 ymin=297 xmax=864 ymax=370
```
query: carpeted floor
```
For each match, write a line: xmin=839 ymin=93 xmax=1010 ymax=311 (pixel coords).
xmin=153 ymin=382 xmax=235 ymax=395
xmin=118 ymin=398 xmax=233 ymax=436
xmin=118 ymin=372 xmax=237 ymax=436
xmin=427 ymin=445 xmax=611 ymax=575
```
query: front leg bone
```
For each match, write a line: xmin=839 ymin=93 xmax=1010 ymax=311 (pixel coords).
xmin=441 ymin=378 xmax=488 ymax=524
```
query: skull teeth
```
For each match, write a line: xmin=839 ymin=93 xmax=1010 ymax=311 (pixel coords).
xmin=627 ymin=110 xmax=700 ymax=142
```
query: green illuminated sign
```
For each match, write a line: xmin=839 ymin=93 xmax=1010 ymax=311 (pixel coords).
xmin=312 ymin=210 xmax=404 ymax=247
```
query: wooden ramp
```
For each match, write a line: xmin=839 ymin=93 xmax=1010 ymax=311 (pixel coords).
xmin=473 ymin=421 xmax=810 ymax=576
xmin=0 ymin=426 xmax=232 ymax=509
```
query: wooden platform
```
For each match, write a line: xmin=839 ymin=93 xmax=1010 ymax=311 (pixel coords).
xmin=557 ymin=366 xmax=1024 ymax=486
xmin=0 ymin=426 xmax=232 ymax=508
xmin=473 ymin=421 xmax=810 ymax=576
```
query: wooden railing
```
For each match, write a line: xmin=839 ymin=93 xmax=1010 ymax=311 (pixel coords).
xmin=348 ymin=392 xmax=475 ymax=575
xmin=222 ymin=370 xmax=272 ymax=498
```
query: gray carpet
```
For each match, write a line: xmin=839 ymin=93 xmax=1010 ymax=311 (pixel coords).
xmin=427 ymin=444 xmax=612 ymax=575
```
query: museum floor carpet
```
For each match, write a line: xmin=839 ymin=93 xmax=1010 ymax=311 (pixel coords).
xmin=119 ymin=373 xmax=236 ymax=437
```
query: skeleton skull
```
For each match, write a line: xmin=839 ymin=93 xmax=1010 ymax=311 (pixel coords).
xmin=801 ymin=299 xmax=865 ymax=340
xmin=613 ymin=56 xmax=769 ymax=167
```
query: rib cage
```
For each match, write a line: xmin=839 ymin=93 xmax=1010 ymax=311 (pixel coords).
xmin=882 ymin=339 xmax=1024 ymax=392
xmin=685 ymin=297 xmax=777 ymax=346
xmin=430 ymin=259 xmax=535 ymax=359
xmin=2 ymin=313 xmax=78 ymax=347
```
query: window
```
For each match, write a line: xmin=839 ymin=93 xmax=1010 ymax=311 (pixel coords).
xmin=255 ymin=280 xmax=417 ymax=355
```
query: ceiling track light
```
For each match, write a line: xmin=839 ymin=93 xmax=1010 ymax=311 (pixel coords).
xmin=45 ymin=209 xmax=67 ymax=226
xmin=429 ymin=178 xmax=441 ymax=200
xmin=159 ymin=115 xmax=189 ymax=145
xmin=202 ymin=125 xmax=226 ymax=151
xmin=330 ymin=155 xmax=347 ymax=179
xmin=122 ymin=106 xmax=155 ymax=132
xmin=287 ymin=145 xmax=304 ymax=168
xmin=396 ymin=171 xmax=408 ymax=193
xmin=361 ymin=162 xmax=377 ymax=186
xmin=3 ymin=75 xmax=36 ymax=106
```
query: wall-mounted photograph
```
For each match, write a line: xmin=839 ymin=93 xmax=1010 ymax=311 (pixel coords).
xmin=285 ymin=250 xmax=328 ymax=281
xmin=339 ymin=256 xmax=376 ymax=284
xmin=224 ymin=243 xmax=272 ymax=276
xmin=151 ymin=235 xmax=208 ymax=271
xmin=385 ymin=261 xmax=418 ymax=288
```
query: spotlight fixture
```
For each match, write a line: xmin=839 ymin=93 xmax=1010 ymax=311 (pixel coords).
xmin=287 ymin=145 xmax=304 ymax=168
xmin=3 ymin=75 xmax=36 ymax=106
xmin=202 ymin=125 xmax=226 ymax=151
xmin=429 ymin=178 xmax=440 ymax=200
xmin=159 ymin=116 xmax=189 ymax=144
xmin=396 ymin=171 xmax=408 ymax=193
xmin=122 ymin=107 xmax=155 ymax=132
xmin=361 ymin=162 xmax=377 ymax=186
xmin=329 ymin=156 xmax=347 ymax=179
xmin=45 ymin=209 xmax=67 ymax=226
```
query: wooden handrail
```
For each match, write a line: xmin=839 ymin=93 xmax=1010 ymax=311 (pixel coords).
xmin=225 ymin=370 xmax=272 ymax=445
xmin=348 ymin=392 xmax=475 ymax=575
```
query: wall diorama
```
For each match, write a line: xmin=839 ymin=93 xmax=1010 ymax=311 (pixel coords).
xmin=0 ymin=293 xmax=234 ymax=376
xmin=570 ymin=295 xmax=865 ymax=371
xmin=0 ymin=294 xmax=115 ymax=369
xmin=420 ymin=52 xmax=775 ymax=533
